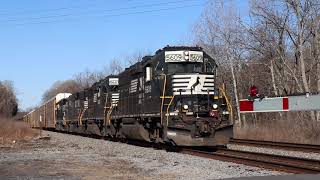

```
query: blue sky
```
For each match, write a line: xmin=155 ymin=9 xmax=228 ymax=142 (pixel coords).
xmin=0 ymin=0 xmax=248 ymax=110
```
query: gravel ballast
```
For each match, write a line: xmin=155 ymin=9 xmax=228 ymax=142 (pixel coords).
xmin=228 ymin=144 xmax=320 ymax=161
xmin=0 ymin=131 xmax=284 ymax=179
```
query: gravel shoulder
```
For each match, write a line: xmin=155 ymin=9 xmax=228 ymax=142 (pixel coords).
xmin=0 ymin=131 xmax=284 ymax=180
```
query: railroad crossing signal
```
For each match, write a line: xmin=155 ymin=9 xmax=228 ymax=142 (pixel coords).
xmin=239 ymin=94 xmax=320 ymax=113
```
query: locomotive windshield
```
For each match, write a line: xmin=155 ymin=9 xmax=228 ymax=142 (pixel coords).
xmin=167 ymin=60 xmax=216 ymax=74
xmin=168 ymin=63 xmax=202 ymax=74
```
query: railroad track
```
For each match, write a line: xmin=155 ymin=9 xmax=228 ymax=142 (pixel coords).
xmin=46 ymin=130 xmax=320 ymax=174
xmin=181 ymin=148 xmax=320 ymax=174
xmin=229 ymin=138 xmax=320 ymax=153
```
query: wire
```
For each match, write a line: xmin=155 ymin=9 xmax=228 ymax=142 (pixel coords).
xmin=0 ymin=2 xmax=100 ymax=16
xmin=0 ymin=0 xmax=148 ymax=15
xmin=0 ymin=1 xmax=147 ymax=15
xmin=0 ymin=0 xmax=200 ymax=22
xmin=0 ymin=3 xmax=203 ymax=27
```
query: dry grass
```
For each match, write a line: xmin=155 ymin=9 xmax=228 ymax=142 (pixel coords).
xmin=0 ymin=116 xmax=39 ymax=145
xmin=234 ymin=112 xmax=320 ymax=145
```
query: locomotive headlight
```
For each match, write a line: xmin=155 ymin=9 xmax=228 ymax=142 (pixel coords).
xmin=223 ymin=111 xmax=229 ymax=115
xmin=212 ymin=104 xmax=218 ymax=109
xmin=183 ymin=105 xmax=189 ymax=110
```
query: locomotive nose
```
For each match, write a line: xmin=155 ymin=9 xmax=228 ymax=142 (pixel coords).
xmin=198 ymin=122 xmax=211 ymax=136
xmin=194 ymin=117 xmax=217 ymax=137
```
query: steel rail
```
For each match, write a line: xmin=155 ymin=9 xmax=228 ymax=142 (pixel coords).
xmin=44 ymin=129 xmax=320 ymax=174
xmin=229 ymin=138 xmax=320 ymax=153
xmin=181 ymin=148 xmax=320 ymax=174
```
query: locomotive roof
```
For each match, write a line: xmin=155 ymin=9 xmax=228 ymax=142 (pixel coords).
xmin=60 ymin=46 xmax=213 ymax=100
xmin=156 ymin=46 xmax=203 ymax=54
xmin=120 ymin=45 xmax=212 ymax=75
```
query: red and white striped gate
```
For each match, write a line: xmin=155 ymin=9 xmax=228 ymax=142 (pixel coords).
xmin=239 ymin=94 xmax=320 ymax=113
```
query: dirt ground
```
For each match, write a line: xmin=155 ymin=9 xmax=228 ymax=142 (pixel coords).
xmin=0 ymin=119 xmax=155 ymax=179
xmin=0 ymin=126 xmax=281 ymax=180
xmin=0 ymin=135 xmax=168 ymax=180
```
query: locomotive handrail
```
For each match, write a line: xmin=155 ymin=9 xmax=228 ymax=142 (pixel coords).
xmin=78 ymin=108 xmax=87 ymax=126
xmin=166 ymin=95 xmax=175 ymax=126
xmin=160 ymin=73 xmax=167 ymax=126
xmin=160 ymin=96 xmax=173 ymax=98
xmin=219 ymin=84 xmax=233 ymax=124
xmin=107 ymin=105 xmax=114 ymax=126
xmin=103 ymin=93 xmax=109 ymax=126
xmin=78 ymin=108 xmax=83 ymax=126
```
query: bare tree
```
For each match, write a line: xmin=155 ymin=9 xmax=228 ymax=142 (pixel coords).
xmin=311 ymin=16 xmax=320 ymax=120
xmin=73 ymin=69 xmax=103 ymax=90
xmin=42 ymin=80 xmax=81 ymax=102
xmin=103 ymin=58 xmax=124 ymax=75
xmin=42 ymin=56 xmax=125 ymax=103
xmin=249 ymin=0 xmax=320 ymax=120
xmin=0 ymin=80 xmax=18 ymax=117
xmin=247 ymin=0 xmax=293 ymax=95
xmin=193 ymin=0 xmax=244 ymax=126
xmin=125 ymin=50 xmax=150 ymax=66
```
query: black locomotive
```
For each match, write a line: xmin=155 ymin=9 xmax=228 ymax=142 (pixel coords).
xmin=52 ymin=46 xmax=233 ymax=146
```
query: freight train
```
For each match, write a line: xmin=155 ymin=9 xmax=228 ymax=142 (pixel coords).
xmin=24 ymin=46 xmax=233 ymax=146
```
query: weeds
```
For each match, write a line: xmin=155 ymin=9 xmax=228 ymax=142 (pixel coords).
xmin=235 ymin=112 xmax=320 ymax=145
xmin=0 ymin=116 xmax=38 ymax=145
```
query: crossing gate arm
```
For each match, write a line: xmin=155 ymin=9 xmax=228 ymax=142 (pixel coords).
xmin=239 ymin=94 xmax=320 ymax=113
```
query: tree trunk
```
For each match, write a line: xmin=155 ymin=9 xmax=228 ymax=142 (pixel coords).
xmin=294 ymin=0 xmax=315 ymax=121
xmin=270 ymin=59 xmax=278 ymax=96
xmin=315 ymin=18 xmax=320 ymax=121
xmin=227 ymin=48 xmax=241 ymax=127
xmin=295 ymin=3 xmax=309 ymax=93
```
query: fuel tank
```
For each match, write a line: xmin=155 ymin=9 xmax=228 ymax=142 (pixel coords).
xmin=120 ymin=123 xmax=151 ymax=142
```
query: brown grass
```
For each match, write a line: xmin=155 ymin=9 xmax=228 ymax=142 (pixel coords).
xmin=234 ymin=112 xmax=320 ymax=145
xmin=0 ymin=116 xmax=39 ymax=145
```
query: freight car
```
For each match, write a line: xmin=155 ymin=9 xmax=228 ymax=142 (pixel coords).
xmin=25 ymin=46 xmax=233 ymax=146
xmin=24 ymin=93 xmax=71 ymax=128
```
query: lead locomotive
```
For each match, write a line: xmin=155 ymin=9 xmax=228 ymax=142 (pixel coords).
xmin=35 ymin=46 xmax=233 ymax=146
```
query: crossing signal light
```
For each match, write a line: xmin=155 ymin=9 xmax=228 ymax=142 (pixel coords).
xmin=250 ymin=86 xmax=258 ymax=97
